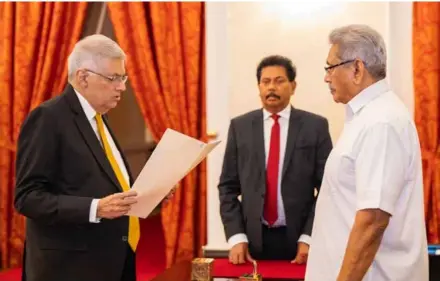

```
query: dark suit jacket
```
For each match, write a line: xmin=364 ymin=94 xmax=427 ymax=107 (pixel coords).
xmin=14 ymin=84 xmax=133 ymax=281
xmin=218 ymin=107 xmax=332 ymax=255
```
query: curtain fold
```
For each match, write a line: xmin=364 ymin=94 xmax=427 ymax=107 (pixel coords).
xmin=0 ymin=2 xmax=88 ymax=269
xmin=413 ymin=2 xmax=440 ymax=243
xmin=107 ymin=2 xmax=206 ymax=267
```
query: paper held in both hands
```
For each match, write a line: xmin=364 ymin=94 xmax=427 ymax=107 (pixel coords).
xmin=126 ymin=128 xmax=221 ymax=218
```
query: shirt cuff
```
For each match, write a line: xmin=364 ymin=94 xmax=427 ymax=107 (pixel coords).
xmin=89 ymin=199 xmax=101 ymax=223
xmin=298 ymin=234 xmax=311 ymax=245
xmin=228 ymin=233 xmax=248 ymax=249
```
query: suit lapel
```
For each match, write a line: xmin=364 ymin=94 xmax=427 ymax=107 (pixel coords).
xmin=282 ymin=107 xmax=303 ymax=179
xmin=252 ymin=110 xmax=266 ymax=185
xmin=64 ymin=85 xmax=123 ymax=192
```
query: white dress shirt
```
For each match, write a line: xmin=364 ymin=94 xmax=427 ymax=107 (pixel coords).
xmin=74 ymin=90 xmax=130 ymax=223
xmin=305 ymin=80 xmax=428 ymax=281
xmin=228 ymin=105 xmax=311 ymax=248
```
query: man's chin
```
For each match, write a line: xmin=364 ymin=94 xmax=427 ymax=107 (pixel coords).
xmin=110 ymin=100 xmax=120 ymax=108
xmin=101 ymin=102 xmax=119 ymax=113
xmin=332 ymin=95 xmax=342 ymax=104
xmin=264 ymin=103 xmax=288 ymax=113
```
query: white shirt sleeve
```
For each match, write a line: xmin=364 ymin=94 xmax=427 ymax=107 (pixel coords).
xmin=89 ymin=199 xmax=101 ymax=223
xmin=228 ymin=233 xmax=249 ymax=248
xmin=298 ymin=234 xmax=311 ymax=245
xmin=355 ymin=123 xmax=406 ymax=215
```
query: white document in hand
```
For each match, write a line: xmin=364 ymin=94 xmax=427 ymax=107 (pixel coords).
xmin=126 ymin=128 xmax=221 ymax=218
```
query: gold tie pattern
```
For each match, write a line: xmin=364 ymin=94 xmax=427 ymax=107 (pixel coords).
xmin=95 ymin=114 xmax=140 ymax=251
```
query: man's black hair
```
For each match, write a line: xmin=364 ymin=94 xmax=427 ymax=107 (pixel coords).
xmin=256 ymin=55 xmax=297 ymax=82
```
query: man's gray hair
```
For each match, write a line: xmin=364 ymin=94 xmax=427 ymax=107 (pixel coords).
xmin=329 ymin=24 xmax=386 ymax=79
xmin=67 ymin=34 xmax=126 ymax=80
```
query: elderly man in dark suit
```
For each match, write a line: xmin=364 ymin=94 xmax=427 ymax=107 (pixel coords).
xmin=219 ymin=55 xmax=333 ymax=265
xmin=15 ymin=34 xmax=147 ymax=281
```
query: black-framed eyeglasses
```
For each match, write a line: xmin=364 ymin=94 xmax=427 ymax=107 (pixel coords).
xmin=85 ymin=69 xmax=128 ymax=83
xmin=324 ymin=59 xmax=355 ymax=73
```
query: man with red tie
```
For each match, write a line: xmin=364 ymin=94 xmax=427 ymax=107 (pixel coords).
xmin=218 ymin=55 xmax=333 ymax=264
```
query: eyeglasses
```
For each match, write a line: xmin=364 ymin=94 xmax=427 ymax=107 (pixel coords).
xmin=85 ymin=69 xmax=128 ymax=83
xmin=324 ymin=59 xmax=355 ymax=73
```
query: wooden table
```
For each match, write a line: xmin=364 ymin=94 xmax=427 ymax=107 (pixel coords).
xmin=151 ymin=260 xmax=303 ymax=281
xmin=151 ymin=256 xmax=440 ymax=281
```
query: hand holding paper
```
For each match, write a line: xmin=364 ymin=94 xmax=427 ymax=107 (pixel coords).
xmin=127 ymin=128 xmax=221 ymax=218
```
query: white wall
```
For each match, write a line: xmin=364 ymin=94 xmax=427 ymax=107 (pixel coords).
xmin=205 ymin=1 xmax=413 ymax=251
xmin=206 ymin=1 xmax=230 ymax=250
xmin=388 ymin=2 xmax=414 ymax=116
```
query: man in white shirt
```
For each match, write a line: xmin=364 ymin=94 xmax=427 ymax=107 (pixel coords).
xmin=219 ymin=55 xmax=332 ymax=264
xmin=305 ymin=24 xmax=429 ymax=281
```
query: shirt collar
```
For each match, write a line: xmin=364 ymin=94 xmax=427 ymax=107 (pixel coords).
xmin=74 ymin=89 xmax=97 ymax=122
xmin=263 ymin=104 xmax=291 ymax=120
xmin=345 ymin=79 xmax=389 ymax=120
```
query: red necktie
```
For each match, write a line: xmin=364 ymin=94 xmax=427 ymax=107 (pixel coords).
xmin=264 ymin=114 xmax=280 ymax=226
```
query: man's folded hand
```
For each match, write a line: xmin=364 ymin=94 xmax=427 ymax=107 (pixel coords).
xmin=291 ymin=242 xmax=309 ymax=264
xmin=229 ymin=242 xmax=254 ymax=265
xmin=97 ymin=190 xmax=138 ymax=219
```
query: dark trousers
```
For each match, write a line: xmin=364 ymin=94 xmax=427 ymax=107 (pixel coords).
xmin=21 ymin=243 xmax=136 ymax=281
xmin=121 ymin=245 xmax=136 ymax=281
xmin=250 ymin=225 xmax=296 ymax=260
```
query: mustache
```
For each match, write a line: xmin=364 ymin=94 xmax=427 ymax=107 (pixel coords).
xmin=266 ymin=92 xmax=280 ymax=100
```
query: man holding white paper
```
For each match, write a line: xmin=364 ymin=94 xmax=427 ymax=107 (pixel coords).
xmin=14 ymin=34 xmax=173 ymax=281
xmin=127 ymin=128 xmax=220 ymax=218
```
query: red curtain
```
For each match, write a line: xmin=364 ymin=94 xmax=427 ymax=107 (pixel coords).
xmin=0 ymin=2 xmax=88 ymax=269
xmin=107 ymin=2 xmax=206 ymax=267
xmin=413 ymin=2 xmax=440 ymax=243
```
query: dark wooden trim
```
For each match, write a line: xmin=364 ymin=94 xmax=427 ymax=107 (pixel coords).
xmin=121 ymin=142 xmax=156 ymax=155
xmin=202 ymin=248 xmax=228 ymax=258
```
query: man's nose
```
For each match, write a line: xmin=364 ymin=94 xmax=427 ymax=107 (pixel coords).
xmin=116 ymin=81 xmax=126 ymax=91
xmin=268 ymin=81 xmax=277 ymax=90
xmin=324 ymin=72 xmax=331 ymax=83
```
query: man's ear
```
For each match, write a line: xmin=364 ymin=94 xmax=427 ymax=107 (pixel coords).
xmin=291 ymin=80 xmax=297 ymax=94
xmin=353 ymin=59 xmax=365 ymax=85
xmin=77 ymin=70 xmax=88 ymax=88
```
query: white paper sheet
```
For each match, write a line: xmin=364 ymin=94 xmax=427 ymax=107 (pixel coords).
xmin=126 ymin=128 xmax=221 ymax=218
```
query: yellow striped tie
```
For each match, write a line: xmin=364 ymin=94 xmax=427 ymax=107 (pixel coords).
xmin=95 ymin=114 xmax=140 ymax=251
